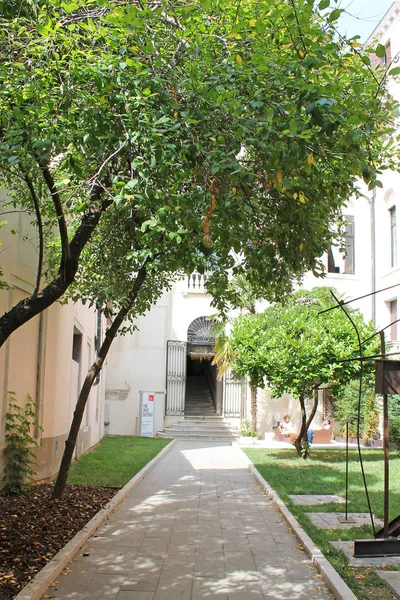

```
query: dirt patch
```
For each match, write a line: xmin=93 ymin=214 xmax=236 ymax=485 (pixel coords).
xmin=0 ymin=484 xmax=117 ymax=599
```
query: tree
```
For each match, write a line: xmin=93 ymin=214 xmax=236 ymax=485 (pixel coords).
xmin=0 ymin=0 xmax=398 ymax=350
xmin=227 ymin=287 xmax=379 ymax=457
xmin=52 ymin=206 xmax=198 ymax=497
xmin=212 ymin=275 xmax=263 ymax=433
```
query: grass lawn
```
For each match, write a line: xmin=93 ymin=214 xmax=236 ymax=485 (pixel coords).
xmin=67 ymin=435 xmax=172 ymax=488
xmin=244 ymin=447 xmax=400 ymax=600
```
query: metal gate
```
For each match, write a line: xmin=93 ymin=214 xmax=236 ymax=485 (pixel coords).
xmin=166 ymin=341 xmax=187 ymax=416
xmin=223 ymin=367 xmax=245 ymax=417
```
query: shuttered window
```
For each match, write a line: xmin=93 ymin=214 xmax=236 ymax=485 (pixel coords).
xmin=344 ymin=216 xmax=355 ymax=274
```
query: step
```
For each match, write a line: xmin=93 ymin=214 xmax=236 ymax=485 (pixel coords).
xmin=156 ymin=432 xmax=236 ymax=442
xmin=177 ymin=417 xmax=234 ymax=429
xmin=165 ymin=426 xmax=238 ymax=434
xmin=156 ymin=431 xmax=238 ymax=441
xmin=179 ymin=415 xmax=228 ymax=423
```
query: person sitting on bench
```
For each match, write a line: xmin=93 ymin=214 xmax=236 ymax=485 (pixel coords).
xmin=308 ymin=418 xmax=331 ymax=444
xmin=279 ymin=414 xmax=293 ymax=435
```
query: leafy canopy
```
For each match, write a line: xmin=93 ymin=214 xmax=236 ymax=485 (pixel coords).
xmin=228 ymin=287 xmax=379 ymax=399
xmin=0 ymin=0 xmax=398 ymax=323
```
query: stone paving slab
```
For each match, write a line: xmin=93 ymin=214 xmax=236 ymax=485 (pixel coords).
xmin=332 ymin=541 xmax=400 ymax=567
xmin=47 ymin=442 xmax=335 ymax=600
xmin=376 ymin=570 xmax=400 ymax=597
xmin=306 ymin=513 xmax=383 ymax=530
xmin=289 ymin=495 xmax=345 ymax=506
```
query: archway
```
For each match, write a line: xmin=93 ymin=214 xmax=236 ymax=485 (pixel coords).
xmin=185 ymin=317 xmax=221 ymax=415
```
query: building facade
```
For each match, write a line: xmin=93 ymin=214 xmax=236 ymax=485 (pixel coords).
xmin=0 ymin=191 xmax=106 ymax=481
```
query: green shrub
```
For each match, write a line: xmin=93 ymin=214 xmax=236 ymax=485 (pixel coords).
xmin=333 ymin=376 xmax=379 ymax=440
xmin=2 ymin=393 xmax=40 ymax=495
xmin=240 ymin=419 xmax=257 ymax=437
xmin=388 ymin=395 xmax=400 ymax=451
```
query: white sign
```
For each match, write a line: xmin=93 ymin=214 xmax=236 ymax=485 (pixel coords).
xmin=140 ymin=392 xmax=155 ymax=437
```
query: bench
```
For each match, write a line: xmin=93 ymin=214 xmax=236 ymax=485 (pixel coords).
xmin=275 ymin=429 xmax=333 ymax=444
xmin=312 ymin=428 xmax=333 ymax=444
xmin=274 ymin=431 xmax=294 ymax=443
xmin=274 ymin=431 xmax=299 ymax=444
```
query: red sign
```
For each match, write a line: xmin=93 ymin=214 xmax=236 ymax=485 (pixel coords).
xmin=149 ymin=394 xmax=154 ymax=402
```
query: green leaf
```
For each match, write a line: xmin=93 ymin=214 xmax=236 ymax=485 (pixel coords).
xmin=327 ymin=8 xmax=343 ymax=22
xmin=375 ymin=44 xmax=386 ymax=59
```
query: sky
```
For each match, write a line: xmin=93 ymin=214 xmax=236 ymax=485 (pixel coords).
xmin=335 ymin=0 xmax=395 ymax=41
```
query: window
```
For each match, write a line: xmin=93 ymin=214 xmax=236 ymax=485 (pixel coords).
xmin=390 ymin=206 xmax=397 ymax=268
xmin=385 ymin=40 xmax=392 ymax=65
xmin=72 ymin=328 xmax=82 ymax=362
xmin=344 ymin=216 xmax=355 ymax=274
xmin=390 ymin=300 xmax=398 ymax=341
xmin=371 ymin=39 xmax=391 ymax=67
xmin=327 ymin=247 xmax=340 ymax=273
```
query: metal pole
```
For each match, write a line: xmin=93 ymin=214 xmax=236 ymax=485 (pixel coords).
xmin=380 ymin=330 xmax=389 ymax=539
xmin=383 ymin=392 xmax=390 ymax=538
xmin=345 ymin=420 xmax=349 ymax=521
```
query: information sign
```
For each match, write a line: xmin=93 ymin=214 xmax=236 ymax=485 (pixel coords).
xmin=140 ymin=392 xmax=155 ymax=437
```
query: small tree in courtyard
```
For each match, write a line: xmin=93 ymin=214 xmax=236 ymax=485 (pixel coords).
xmin=228 ymin=287 xmax=378 ymax=457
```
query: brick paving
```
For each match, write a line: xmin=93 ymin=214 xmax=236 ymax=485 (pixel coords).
xmin=49 ymin=442 xmax=335 ymax=600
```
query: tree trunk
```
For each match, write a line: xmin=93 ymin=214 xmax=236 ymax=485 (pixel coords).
xmin=51 ymin=264 xmax=148 ymax=499
xmin=294 ymin=393 xmax=307 ymax=457
xmin=0 ymin=196 xmax=110 ymax=348
xmin=250 ymin=386 xmax=257 ymax=433
xmin=294 ymin=389 xmax=319 ymax=459
xmin=306 ymin=388 xmax=319 ymax=433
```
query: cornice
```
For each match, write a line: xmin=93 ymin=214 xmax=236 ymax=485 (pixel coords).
xmin=367 ymin=1 xmax=400 ymax=44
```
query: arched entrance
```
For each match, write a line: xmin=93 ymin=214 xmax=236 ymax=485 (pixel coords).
xmin=165 ymin=317 xmax=244 ymax=418
xmin=185 ymin=317 xmax=220 ymax=416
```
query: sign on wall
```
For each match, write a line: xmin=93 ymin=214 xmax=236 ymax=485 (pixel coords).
xmin=140 ymin=392 xmax=155 ymax=437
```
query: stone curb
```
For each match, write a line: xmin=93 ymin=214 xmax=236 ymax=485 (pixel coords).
xmin=247 ymin=462 xmax=358 ymax=600
xmin=15 ymin=439 xmax=176 ymax=600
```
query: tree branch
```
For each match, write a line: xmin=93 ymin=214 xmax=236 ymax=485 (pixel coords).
xmin=52 ymin=260 xmax=150 ymax=498
xmin=0 ymin=182 xmax=112 ymax=348
xmin=38 ymin=161 xmax=70 ymax=267
xmin=20 ymin=166 xmax=44 ymax=300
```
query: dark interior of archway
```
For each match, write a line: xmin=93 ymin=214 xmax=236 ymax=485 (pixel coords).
xmin=185 ymin=356 xmax=217 ymax=415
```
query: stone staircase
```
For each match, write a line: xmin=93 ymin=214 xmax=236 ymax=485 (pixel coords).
xmin=184 ymin=375 xmax=216 ymax=416
xmin=157 ymin=416 xmax=240 ymax=442
xmin=157 ymin=375 xmax=239 ymax=441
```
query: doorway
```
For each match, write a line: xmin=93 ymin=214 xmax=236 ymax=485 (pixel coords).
xmin=185 ymin=355 xmax=218 ymax=416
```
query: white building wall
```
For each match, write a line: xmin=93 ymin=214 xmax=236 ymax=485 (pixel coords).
xmin=105 ymin=276 xmax=221 ymax=435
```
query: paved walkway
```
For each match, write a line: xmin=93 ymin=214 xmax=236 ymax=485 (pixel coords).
xmin=50 ymin=442 xmax=334 ymax=600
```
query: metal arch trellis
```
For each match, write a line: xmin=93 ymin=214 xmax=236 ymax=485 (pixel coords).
xmin=329 ymin=291 xmax=376 ymax=537
xmin=321 ymin=287 xmax=400 ymax=557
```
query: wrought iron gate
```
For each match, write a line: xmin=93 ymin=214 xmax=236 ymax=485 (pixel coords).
xmin=166 ymin=341 xmax=187 ymax=416
xmin=223 ymin=367 xmax=245 ymax=417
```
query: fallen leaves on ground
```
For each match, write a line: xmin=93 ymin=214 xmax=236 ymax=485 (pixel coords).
xmin=0 ymin=484 xmax=117 ymax=600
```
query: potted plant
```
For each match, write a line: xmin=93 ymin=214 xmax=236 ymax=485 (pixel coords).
xmin=240 ymin=420 xmax=258 ymax=444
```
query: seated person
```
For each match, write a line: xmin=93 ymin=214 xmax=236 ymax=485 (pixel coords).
xmin=307 ymin=418 xmax=332 ymax=443
xmin=278 ymin=413 xmax=293 ymax=435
